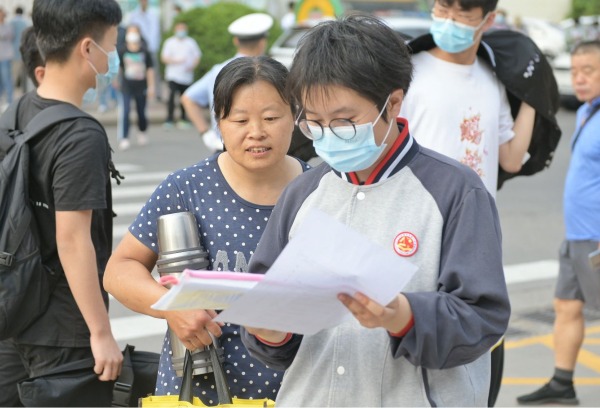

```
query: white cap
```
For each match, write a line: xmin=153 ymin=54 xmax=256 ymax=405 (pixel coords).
xmin=228 ymin=13 xmax=274 ymax=41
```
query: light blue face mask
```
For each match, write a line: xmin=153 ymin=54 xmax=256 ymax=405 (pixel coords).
xmin=175 ymin=30 xmax=187 ymax=38
xmin=430 ymin=13 xmax=489 ymax=53
xmin=311 ymin=95 xmax=395 ymax=173
xmin=83 ymin=41 xmax=120 ymax=104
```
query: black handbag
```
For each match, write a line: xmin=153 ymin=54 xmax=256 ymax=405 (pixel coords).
xmin=17 ymin=344 xmax=159 ymax=407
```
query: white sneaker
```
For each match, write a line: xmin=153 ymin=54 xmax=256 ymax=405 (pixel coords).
xmin=118 ymin=139 xmax=131 ymax=151
xmin=137 ymin=132 xmax=148 ymax=146
xmin=202 ymin=129 xmax=223 ymax=152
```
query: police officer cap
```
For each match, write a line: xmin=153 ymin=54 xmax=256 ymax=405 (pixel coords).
xmin=228 ymin=13 xmax=274 ymax=41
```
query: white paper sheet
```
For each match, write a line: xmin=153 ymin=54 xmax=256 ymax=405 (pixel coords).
xmin=215 ymin=209 xmax=418 ymax=334
xmin=151 ymin=271 xmax=263 ymax=311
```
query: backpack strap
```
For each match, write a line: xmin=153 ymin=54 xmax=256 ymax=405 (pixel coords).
xmin=1 ymin=103 xmax=99 ymax=265
xmin=21 ymin=103 xmax=96 ymax=143
xmin=1 ymin=99 xmax=99 ymax=148
xmin=572 ymin=103 xmax=600 ymax=151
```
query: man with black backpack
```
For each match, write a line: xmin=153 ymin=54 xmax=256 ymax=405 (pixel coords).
xmin=0 ymin=0 xmax=123 ymax=405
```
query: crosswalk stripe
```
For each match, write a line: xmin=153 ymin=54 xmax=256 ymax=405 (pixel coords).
xmin=114 ymin=202 xmax=147 ymax=217
xmin=113 ymin=185 xmax=157 ymax=199
xmin=112 ymin=171 xmax=170 ymax=184
xmin=504 ymin=260 xmax=558 ymax=284
xmin=111 ymin=314 xmax=166 ymax=342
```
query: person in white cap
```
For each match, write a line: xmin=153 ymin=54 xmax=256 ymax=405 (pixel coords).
xmin=181 ymin=13 xmax=273 ymax=153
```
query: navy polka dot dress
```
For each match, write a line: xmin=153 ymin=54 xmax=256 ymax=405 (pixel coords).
xmin=129 ymin=153 xmax=309 ymax=404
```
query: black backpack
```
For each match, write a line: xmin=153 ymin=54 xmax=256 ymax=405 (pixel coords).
xmin=0 ymin=101 xmax=97 ymax=340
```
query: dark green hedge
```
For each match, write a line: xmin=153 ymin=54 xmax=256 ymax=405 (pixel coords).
xmin=162 ymin=2 xmax=282 ymax=81
xmin=571 ymin=0 xmax=600 ymax=18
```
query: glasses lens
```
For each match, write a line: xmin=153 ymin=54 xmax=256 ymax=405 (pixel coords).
xmin=298 ymin=120 xmax=323 ymax=140
xmin=330 ymin=119 xmax=357 ymax=140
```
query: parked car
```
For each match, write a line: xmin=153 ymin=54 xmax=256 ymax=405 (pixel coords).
xmin=552 ymin=51 xmax=583 ymax=110
xmin=520 ymin=17 xmax=567 ymax=60
xmin=269 ymin=15 xmax=432 ymax=68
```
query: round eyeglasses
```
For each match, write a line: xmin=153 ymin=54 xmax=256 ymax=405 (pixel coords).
xmin=296 ymin=118 xmax=359 ymax=141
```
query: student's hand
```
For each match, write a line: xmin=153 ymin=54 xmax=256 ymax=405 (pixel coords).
xmin=165 ymin=309 xmax=223 ymax=350
xmin=90 ymin=331 xmax=124 ymax=381
xmin=338 ymin=292 xmax=412 ymax=333
xmin=147 ymin=87 xmax=155 ymax=100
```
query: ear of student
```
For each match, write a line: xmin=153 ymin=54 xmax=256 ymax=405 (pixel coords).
xmin=79 ymin=37 xmax=94 ymax=58
xmin=388 ymin=89 xmax=405 ymax=117
xmin=483 ymin=11 xmax=497 ymax=30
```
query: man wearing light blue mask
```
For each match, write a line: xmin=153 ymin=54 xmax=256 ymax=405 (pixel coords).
xmin=399 ymin=2 xmax=537 ymax=405
xmin=0 ymin=0 xmax=124 ymax=405
xmin=401 ymin=0 xmax=535 ymax=197
xmin=83 ymin=39 xmax=121 ymax=104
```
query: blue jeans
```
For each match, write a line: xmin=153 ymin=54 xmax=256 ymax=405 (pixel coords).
xmin=118 ymin=89 xmax=148 ymax=140
xmin=0 ymin=60 xmax=13 ymax=104
xmin=98 ymin=81 xmax=117 ymax=108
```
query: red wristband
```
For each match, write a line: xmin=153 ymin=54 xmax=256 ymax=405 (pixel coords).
xmin=389 ymin=315 xmax=414 ymax=338
xmin=255 ymin=332 xmax=293 ymax=347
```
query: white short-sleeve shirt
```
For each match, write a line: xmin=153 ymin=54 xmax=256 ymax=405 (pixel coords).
xmin=162 ymin=36 xmax=202 ymax=85
xmin=400 ymin=51 xmax=514 ymax=196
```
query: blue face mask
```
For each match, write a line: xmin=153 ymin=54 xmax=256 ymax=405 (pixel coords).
xmin=175 ymin=30 xmax=187 ymax=38
xmin=312 ymin=95 xmax=394 ymax=173
xmin=84 ymin=41 xmax=120 ymax=103
xmin=430 ymin=13 xmax=489 ymax=53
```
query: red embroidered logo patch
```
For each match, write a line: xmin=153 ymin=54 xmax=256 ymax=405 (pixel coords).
xmin=393 ymin=232 xmax=418 ymax=257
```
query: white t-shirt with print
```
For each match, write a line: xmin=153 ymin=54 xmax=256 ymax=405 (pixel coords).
xmin=400 ymin=51 xmax=514 ymax=197
xmin=161 ymin=36 xmax=202 ymax=85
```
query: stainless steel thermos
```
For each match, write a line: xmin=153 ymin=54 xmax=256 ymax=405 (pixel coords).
xmin=156 ymin=211 xmax=213 ymax=376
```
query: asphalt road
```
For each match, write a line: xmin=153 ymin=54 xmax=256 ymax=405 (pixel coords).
xmin=102 ymin=105 xmax=600 ymax=406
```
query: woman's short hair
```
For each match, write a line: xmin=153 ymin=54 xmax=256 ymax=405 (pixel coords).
xmin=213 ymin=56 xmax=293 ymax=122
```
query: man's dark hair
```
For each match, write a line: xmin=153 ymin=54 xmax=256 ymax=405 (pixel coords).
xmin=32 ymin=0 xmax=122 ymax=63
xmin=19 ymin=26 xmax=44 ymax=87
xmin=213 ymin=56 xmax=293 ymax=122
xmin=15 ymin=6 xmax=24 ymax=15
xmin=437 ymin=0 xmax=498 ymax=15
xmin=288 ymin=13 xmax=412 ymax=122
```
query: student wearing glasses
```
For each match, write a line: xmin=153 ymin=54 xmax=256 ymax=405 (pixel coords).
xmin=240 ymin=14 xmax=510 ymax=407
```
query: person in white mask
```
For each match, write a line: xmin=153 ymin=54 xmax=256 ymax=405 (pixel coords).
xmin=115 ymin=24 xmax=155 ymax=150
xmin=161 ymin=22 xmax=201 ymax=130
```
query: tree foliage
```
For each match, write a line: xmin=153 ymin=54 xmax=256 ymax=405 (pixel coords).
xmin=162 ymin=2 xmax=282 ymax=81
xmin=571 ymin=0 xmax=600 ymax=18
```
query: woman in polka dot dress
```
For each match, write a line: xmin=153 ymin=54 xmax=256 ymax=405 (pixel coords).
xmin=104 ymin=56 xmax=311 ymax=405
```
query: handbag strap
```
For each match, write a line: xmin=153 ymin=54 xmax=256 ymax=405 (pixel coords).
xmin=179 ymin=349 xmax=194 ymax=403
xmin=572 ymin=102 xmax=600 ymax=151
xmin=208 ymin=334 xmax=233 ymax=405
xmin=112 ymin=345 xmax=135 ymax=407
xmin=177 ymin=335 xmax=233 ymax=405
